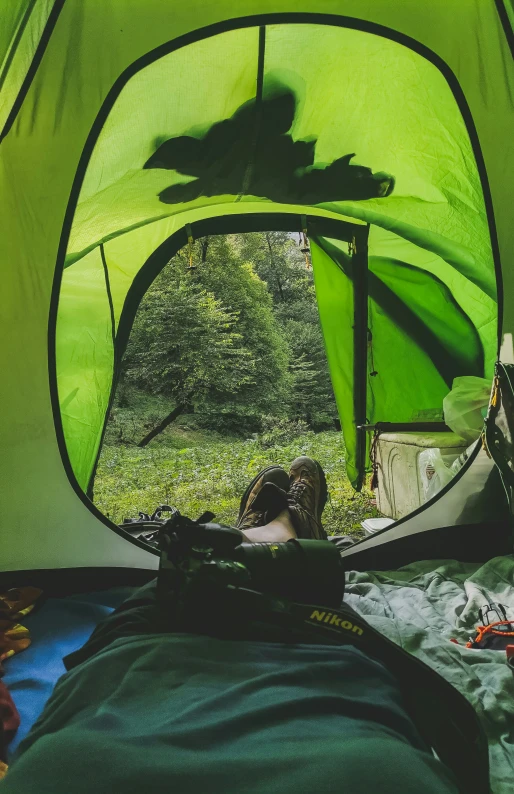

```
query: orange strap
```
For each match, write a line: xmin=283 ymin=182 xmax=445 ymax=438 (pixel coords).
xmin=465 ymin=619 xmax=514 ymax=648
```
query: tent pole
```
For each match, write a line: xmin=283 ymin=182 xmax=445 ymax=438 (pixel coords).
xmin=352 ymin=226 xmax=370 ymax=491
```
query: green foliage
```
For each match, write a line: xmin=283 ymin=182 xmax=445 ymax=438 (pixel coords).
xmin=95 ymin=428 xmax=377 ymax=537
xmin=119 ymin=231 xmax=339 ymax=434
xmin=237 ymin=231 xmax=313 ymax=308
xmin=257 ymin=415 xmax=311 ymax=449
xmin=189 ymin=236 xmax=290 ymax=422
xmin=123 ymin=264 xmax=255 ymax=406
xmin=284 ymin=321 xmax=337 ymax=428
xmin=237 ymin=232 xmax=338 ymax=428
xmin=95 ymin=232 xmax=364 ymax=542
xmin=122 ymin=235 xmax=291 ymax=433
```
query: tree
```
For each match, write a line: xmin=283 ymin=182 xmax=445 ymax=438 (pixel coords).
xmin=123 ymin=269 xmax=256 ymax=444
xmin=122 ymin=236 xmax=291 ymax=441
xmin=189 ymin=235 xmax=290 ymax=427
xmin=236 ymin=231 xmax=312 ymax=307
xmin=283 ymin=320 xmax=337 ymax=428
xmin=119 ymin=230 xmax=337 ymax=442
xmin=237 ymin=231 xmax=338 ymax=428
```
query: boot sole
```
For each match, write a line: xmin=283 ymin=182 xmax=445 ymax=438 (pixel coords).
xmin=238 ymin=465 xmax=290 ymax=522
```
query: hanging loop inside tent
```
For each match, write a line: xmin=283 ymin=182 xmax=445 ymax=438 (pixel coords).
xmin=300 ymin=215 xmax=311 ymax=270
xmin=185 ymin=224 xmax=196 ymax=271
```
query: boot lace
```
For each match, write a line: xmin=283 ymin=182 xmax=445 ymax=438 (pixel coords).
xmin=288 ymin=480 xmax=321 ymax=529
xmin=288 ymin=480 xmax=307 ymax=503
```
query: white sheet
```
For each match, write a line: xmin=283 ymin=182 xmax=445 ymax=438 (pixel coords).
xmin=346 ymin=556 xmax=514 ymax=794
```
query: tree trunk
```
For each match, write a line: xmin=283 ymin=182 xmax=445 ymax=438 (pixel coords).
xmin=137 ymin=402 xmax=189 ymax=447
xmin=265 ymin=233 xmax=285 ymax=302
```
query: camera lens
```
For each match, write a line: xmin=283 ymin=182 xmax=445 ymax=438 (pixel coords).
xmin=234 ymin=540 xmax=345 ymax=607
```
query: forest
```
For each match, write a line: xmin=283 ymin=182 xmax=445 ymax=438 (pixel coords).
xmin=94 ymin=232 xmax=377 ymax=535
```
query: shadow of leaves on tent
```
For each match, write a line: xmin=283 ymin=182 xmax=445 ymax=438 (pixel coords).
xmin=144 ymin=86 xmax=395 ymax=206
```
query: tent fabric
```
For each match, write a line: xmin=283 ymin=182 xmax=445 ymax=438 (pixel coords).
xmin=0 ymin=0 xmax=58 ymax=134
xmin=311 ymin=235 xmax=489 ymax=487
xmin=57 ymin=20 xmax=498 ymax=490
xmin=0 ymin=1 xmax=512 ymax=571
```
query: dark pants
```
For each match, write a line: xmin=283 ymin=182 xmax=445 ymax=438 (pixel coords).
xmin=64 ymin=576 xmax=363 ymax=670
xmin=64 ymin=580 xmax=166 ymax=670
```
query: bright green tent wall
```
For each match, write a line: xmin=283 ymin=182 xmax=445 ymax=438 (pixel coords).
xmin=311 ymin=232 xmax=488 ymax=486
xmin=0 ymin=1 xmax=512 ymax=571
xmin=55 ymin=20 xmax=497 ymax=490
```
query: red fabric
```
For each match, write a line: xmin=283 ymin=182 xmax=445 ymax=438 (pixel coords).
xmin=0 ymin=680 xmax=20 ymax=762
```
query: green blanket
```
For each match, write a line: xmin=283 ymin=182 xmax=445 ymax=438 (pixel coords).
xmin=1 ymin=634 xmax=455 ymax=793
xmin=345 ymin=556 xmax=514 ymax=794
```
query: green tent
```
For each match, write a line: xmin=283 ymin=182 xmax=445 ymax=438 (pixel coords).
xmin=0 ymin=0 xmax=513 ymax=573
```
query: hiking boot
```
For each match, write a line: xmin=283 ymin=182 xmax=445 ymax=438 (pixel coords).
xmin=236 ymin=466 xmax=290 ymax=531
xmin=287 ymin=457 xmax=328 ymax=540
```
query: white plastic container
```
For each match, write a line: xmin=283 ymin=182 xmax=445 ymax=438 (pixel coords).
xmin=361 ymin=517 xmax=395 ymax=536
xmin=375 ymin=432 xmax=468 ymax=519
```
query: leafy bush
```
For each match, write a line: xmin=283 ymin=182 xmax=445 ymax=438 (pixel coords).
xmin=193 ymin=403 xmax=263 ymax=436
xmin=258 ymin=416 xmax=311 ymax=448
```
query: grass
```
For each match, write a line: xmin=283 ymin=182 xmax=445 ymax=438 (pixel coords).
xmin=95 ymin=420 xmax=378 ymax=538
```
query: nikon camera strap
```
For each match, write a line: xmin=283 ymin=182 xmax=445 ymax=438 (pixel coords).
xmin=187 ymin=583 xmax=490 ymax=794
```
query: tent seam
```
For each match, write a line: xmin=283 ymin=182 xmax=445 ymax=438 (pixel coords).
xmin=0 ymin=0 xmax=66 ymax=144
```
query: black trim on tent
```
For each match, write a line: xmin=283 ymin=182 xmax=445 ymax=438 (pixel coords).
xmin=352 ymin=234 xmax=369 ymax=492
xmin=99 ymin=244 xmax=116 ymax=350
xmin=237 ymin=25 xmax=266 ymax=201
xmin=495 ymin=0 xmax=514 ymax=59
xmin=340 ymin=517 xmax=512 ymax=573
xmin=0 ymin=0 xmax=66 ymax=144
xmin=86 ymin=243 xmax=119 ymax=500
xmin=49 ymin=13 xmax=504 ymax=552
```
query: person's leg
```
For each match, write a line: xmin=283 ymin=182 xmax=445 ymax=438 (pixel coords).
xmin=236 ymin=466 xmax=290 ymax=532
xmin=66 ymin=459 xmax=324 ymax=668
xmin=240 ymin=509 xmax=297 ymax=543
xmin=63 ymin=579 xmax=165 ymax=671
xmin=237 ymin=458 xmax=329 ymax=542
